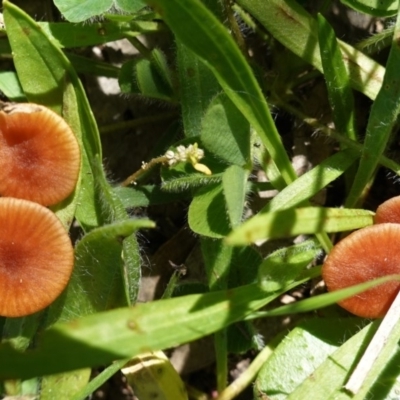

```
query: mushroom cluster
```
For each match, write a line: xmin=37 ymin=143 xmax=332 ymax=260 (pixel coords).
xmin=0 ymin=102 xmax=79 ymax=317
xmin=322 ymin=196 xmax=400 ymax=318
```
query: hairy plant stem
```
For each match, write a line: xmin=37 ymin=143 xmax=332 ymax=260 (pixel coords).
xmin=121 ymin=156 xmax=168 ymax=187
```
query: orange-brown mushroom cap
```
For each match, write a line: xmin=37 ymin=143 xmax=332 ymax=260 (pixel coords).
xmin=374 ymin=195 xmax=400 ymax=224
xmin=0 ymin=197 xmax=74 ymax=317
xmin=322 ymin=223 xmax=400 ymax=318
xmin=0 ymin=103 xmax=80 ymax=206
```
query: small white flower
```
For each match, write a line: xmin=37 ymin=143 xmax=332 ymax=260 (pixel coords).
xmin=186 ymin=143 xmax=204 ymax=164
xmin=176 ymin=145 xmax=187 ymax=161
xmin=165 ymin=150 xmax=178 ymax=165
xmin=163 ymin=143 xmax=210 ymax=174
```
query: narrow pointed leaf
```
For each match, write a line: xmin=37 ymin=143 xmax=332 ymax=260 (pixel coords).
xmin=236 ymin=0 xmax=384 ymax=100
xmin=262 ymin=149 xmax=358 ymax=213
xmin=346 ymin=6 xmax=400 ymax=206
xmin=0 ymin=283 xmax=288 ymax=379
xmin=318 ymin=14 xmax=357 ymax=142
xmin=227 ymin=207 xmax=374 ymax=245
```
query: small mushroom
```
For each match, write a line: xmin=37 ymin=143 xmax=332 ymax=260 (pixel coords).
xmin=0 ymin=102 xmax=80 ymax=206
xmin=0 ymin=197 xmax=74 ymax=317
xmin=374 ymin=195 xmax=400 ymax=224
xmin=322 ymin=223 xmax=400 ymax=318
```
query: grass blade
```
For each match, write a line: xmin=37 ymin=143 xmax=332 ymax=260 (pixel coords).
xmin=346 ymin=5 xmax=400 ymax=207
xmin=227 ymin=207 xmax=374 ymax=245
xmin=237 ymin=0 xmax=385 ymax=100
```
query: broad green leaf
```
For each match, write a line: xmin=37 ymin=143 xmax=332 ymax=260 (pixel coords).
xmin=0 ymin=283 xmax=292 ymax=379
xmin=115 ymin=0 xmax=147 ymax=13
xmin=255 ymin=318 xmax=362 ymax=399
xmin=0 ymin=71 xmax=25 ymax=101
xmin=40 ymin=369 xmax=91 ymax=400
xmin=147 ymin=0 xmax=296 ymax=187
xmin=189 ymin=183 xmax=231 ymax=238
xmin=346 ymin=5 xmax=400 ymax=207
xmin=258 ymin=240 xmax=322 ymax=292
xmin=40 ymin=20 xmax=155 ymax=48
xmin=177 ymin=42 xmax=220 ymax=137
xmin=54 ymin=0 xmax=146 ymax=23
xmin=236 ymin=0 xmax=385 ymax=100
xmin=54 ymin=0 xmax=111 ymax=22
xmin=341 ymin=0 xmax=398 ymax=16
xmin=201 ymin=94 xmax=250 ymax=166
xmin=114 ymin=186 xmax=188 ymax=208
xmin=222 ymin=165 xmax=248 ymax=228
xmin=262 ymin=149 xmax=358 ymax=213
xmin=59 ymin=220 xmax=154 ymax=322
xmin=284 ymin=321 xmax=377 ymax=399
xmin=227 ymin=207 xmax=374 ymax=245
xmin=4 ymin=2 xmax=65 ymax=111
xmin=317 ymin=14 xmax=357 ymax=143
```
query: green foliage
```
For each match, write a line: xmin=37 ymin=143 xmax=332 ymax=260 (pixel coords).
xmin=2 ymin=0 xmax=400 ymax=398
xmin=258 ymin=240 xmax=321 ymax=292
xmin=0 ymin=71 xmax=25 ymax=101
xmin=227 ymin=207 xmax=375 ymax=245
xmin=345 ymin=9 xmax=400 ymax=206
xmin=317 ymin=14 xmax=357 ymax=143
xmin=60 ymin=219 xmax=154 ymax=321
xmin=53 ymin=0 xmax=146 ymax=23
xmin=200 ymin=93 xmax=251 ymax=166
xmin=341 ymin=0 xmax=398 ymax=16
xmin=256 ymin=318 xmax=400 ymax=399
xmin=255 ymin=318 xmax=363 ymax=399
xmin=119 ymin=48 xmax=177 ymax=101
xmin=236 ymin=0 xmax=385 ymax=100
